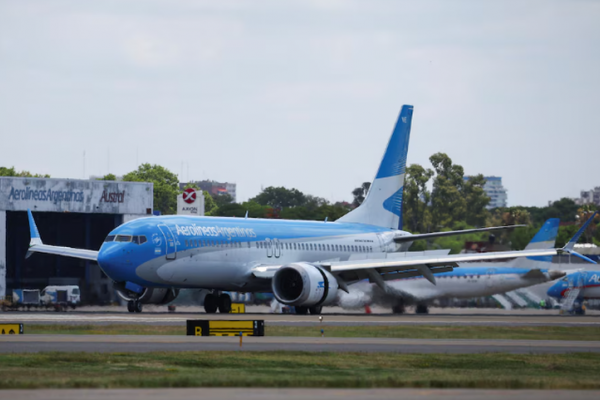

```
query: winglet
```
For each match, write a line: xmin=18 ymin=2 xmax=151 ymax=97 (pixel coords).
xmin=559 ymin=212 xmax=597 ymax=264
xmin=27 ymin=209 xmax=43 ymax=247
xmin=565 ymin=212 xmax=597 ymax=251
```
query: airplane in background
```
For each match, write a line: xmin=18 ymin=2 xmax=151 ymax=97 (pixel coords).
xmin=547 ymin=270 xmax=600 ymax=311
xmin=24 ymin=105 xmax=585 ymax=314
xmin=337 ymin=217 xmax=584 ymax=313
xmin=547 ymin=246 xmax=600 ymax=313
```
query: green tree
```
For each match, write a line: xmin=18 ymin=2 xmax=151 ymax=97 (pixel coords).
xmin=214 ymin=193 xmax=234 ymax=209
xmin=0 ymin=166 xmax=50 ymax=178
xmin=429 ymin=153 xmax=467 ymax=229
xmin=203 ymin=191 xmax=217 ymax=215
xmin=123 ymin=164 xmax=179 ymax=215
xmin=352 ymin=182 xmax=371 ymax=207
xmin=97 ymin=173 xmax=117 ymax=181
xmin=403 ymin=164 xmax=433 ymax=233
xmin=250 ymin=187 xmax=306 ymax=209
xmin=462 ymin=174 xmax=490 ymax=227
xmin=212 ymin=202 xmax=247 ymax=217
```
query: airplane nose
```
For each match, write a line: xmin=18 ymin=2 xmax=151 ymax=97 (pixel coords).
xmin=547 ymin=283 xmax=561 ymax=298
xmin=97 ymin=244 xmax=124 ymax=280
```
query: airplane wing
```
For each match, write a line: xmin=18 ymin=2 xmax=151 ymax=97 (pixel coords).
xmin=394 ymin=225 xmax=526 ymax=243
xmin=252 ymin=247 xmax=560 ymax=290
xmin=26 ymin=210 xmax=99 ymax=262
xmin=27 ymin=244 xmax=98 ymax=261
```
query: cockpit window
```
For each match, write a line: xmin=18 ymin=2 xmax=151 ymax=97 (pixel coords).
xmin=104 ymin=235 xmax=115 ymax=243
xmin=131 ymin=236 xmax=147 ymax=245
xmin=115 ymin=235 xmax=133 ymax=242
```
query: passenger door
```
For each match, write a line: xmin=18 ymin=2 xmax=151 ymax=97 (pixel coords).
xmin=158 ymin=224 xmax=177 ymax=260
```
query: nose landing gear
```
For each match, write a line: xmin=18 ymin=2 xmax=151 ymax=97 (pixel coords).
xmin=127 ymin=300 xmax=143 ymax=313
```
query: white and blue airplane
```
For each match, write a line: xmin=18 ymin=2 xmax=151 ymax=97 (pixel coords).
xmin=547 ymin=212 xmax=600 ymax=310
xmin=338 ymin=218 xmax=574 ymax=313
xmin=25 ymin=105 xmax=586 ymax=314
xmin=547 ymin=270 xmax=600 ymax=303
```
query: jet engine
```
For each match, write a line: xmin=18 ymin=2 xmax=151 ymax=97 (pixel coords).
xmin=272 ymin=263 xmax=339 ymax=307
xmin=116 ymin=285 xmax=179 ymax=305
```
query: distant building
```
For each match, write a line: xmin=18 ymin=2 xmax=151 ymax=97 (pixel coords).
xmin=179 ymin=180 xmax=237 ymax=202
xmin=464 ymin=176 xmax=508 ymax=209
xmin=573 ymin=187 xmax=600 ymax=206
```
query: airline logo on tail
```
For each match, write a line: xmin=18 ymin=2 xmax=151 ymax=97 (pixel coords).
xmin=338 ymin=105 xmax=413 ymax=230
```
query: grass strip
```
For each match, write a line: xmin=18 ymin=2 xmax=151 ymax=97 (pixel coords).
xmin=1 ymin=351 xmax=599 ymax=389
xmin=26 ymin=323 xmax=600 ymax=341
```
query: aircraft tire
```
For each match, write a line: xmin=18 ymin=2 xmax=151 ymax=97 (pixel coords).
xmin=204 ymin=294 xmax=218 ymax=314
xmin=127 ymin=300 xmax=135 ymax=313
xmin=415 ymin=304 xmax=428 ymax=314
xmin=392 ymin=302 xmax=405 ymax=314
xmin=134 ymin=301 xmax=143 ymax=313
xmin=295 ymin=306 xmax=309 ymax=315
xmin=218 ymin=293 xmax=232 ymax=313
xmin=309 ymin=306 xmax=322 ymax=315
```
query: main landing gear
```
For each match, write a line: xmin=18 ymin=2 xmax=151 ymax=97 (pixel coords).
xmin=204 ymin=293 xmax=232 ymax=314
xmin=392 ymin=299 xmax=405 ymax=314
xmin=295 ymin=306 xmax=322 ymax=315
xmin=415 ymin=304 xmax=429 ymax=314
xmin=127 ymin=300 xmax=143 ymax=313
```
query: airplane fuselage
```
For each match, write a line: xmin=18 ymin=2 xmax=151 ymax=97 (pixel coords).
xmin=99 ymin=215 xmax=410 ymax=292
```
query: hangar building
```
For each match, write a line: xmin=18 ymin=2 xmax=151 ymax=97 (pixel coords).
xmin=0 ymin=177 xmax=153 ymax=303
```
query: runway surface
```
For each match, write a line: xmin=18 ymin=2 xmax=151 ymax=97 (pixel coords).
xmin=2 ymin=389 xmax=600 ymax=400
xmin=2 ymin=309 xmax=599 ymax=327
xmin=3 ymin=334 xmax=600 ymax=354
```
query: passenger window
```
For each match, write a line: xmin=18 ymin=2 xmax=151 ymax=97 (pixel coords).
xmin=104 ymin=235 xmax=115 ymax=242
xmin=185 ymin=240 xmax=189 ymax=247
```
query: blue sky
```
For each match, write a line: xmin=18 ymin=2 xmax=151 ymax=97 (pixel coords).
xmin=1 ymin=0 xmax=599 ymax=206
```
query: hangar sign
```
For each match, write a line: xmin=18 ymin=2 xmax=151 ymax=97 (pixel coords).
xmin=0 ymin=177 xmax=153 ymax=214
xmin=8 ymin=186 xmax=84 ymax=203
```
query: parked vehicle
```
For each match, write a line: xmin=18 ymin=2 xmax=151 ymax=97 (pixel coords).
xmin=41 ymin=285 xmax=81 ymax=309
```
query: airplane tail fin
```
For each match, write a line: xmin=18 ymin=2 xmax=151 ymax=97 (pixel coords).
xmin=513 ymin=218 xmax=560 ymax=268
xmin=337 ymin=105 xmax=413 ymax=230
